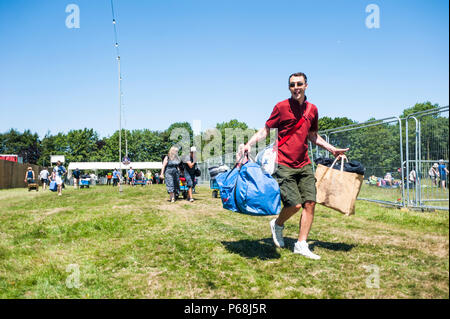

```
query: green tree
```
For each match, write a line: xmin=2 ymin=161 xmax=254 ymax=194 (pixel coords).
xmin=38 ymin=132 xmax=68 ymax=166
xmin=401 ymin=101 xmax=439 ymax=118
xmin=0 ymin=129 xmax=41 ymax=164
xmin=126 ymin=129 xmax=168 ymax=162
xmin=65 ymin=128 xmax=101 ymax=162
xmin=318 ymin=116 xmax=355 ymax=131
xmin=162 ymin=122 xmax=193 ymax=155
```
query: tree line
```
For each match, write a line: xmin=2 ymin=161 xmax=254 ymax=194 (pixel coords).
xmin=1 ymin=102 xmax=447 ymax=177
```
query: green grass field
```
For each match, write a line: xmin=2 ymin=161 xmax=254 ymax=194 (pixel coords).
xmin=0 ymin=184 xmax=448 ymax=299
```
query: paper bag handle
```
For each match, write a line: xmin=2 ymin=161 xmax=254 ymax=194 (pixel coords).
xmin=330 ymin=155 xmax=348 ymax=172
xmin=316 ymin=155 xmax=349 ymax=186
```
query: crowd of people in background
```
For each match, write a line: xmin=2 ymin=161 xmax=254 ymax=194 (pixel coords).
xmin=22 ymin=155 xmax=449 ymax=201
xmin=366 ymin=160 xmax=449 ymax=191
xmin=25 ymin=161 xmax=68 ymax=195
xmin=434 ymin=159 xmax=449 ymax=190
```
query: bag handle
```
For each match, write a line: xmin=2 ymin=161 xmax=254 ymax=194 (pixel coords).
xmin=222 ymin=150 xmax=248 ymax=181
xmin=330 ymin=155 xmax=348 ymax=172
xmin=315 ymin=155 xmax=348 ymax=186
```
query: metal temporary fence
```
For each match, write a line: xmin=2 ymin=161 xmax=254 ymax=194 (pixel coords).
xmin=405 ymin=106 xmax=449 ymax=211
xmin=196 ymin=153 xmax=236 ymax=185
xmin=197 ymin=109 xmax=448 ymax=211
xmin=311 ymin=116 xmax=406 ymax=208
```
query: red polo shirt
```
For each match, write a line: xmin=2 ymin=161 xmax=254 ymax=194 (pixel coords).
xmin=265 ymin=98 xmax=318 ymax=169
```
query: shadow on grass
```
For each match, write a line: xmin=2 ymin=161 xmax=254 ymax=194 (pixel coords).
xmin=221 ymin=238 xmax=280 ymax=260
xmin=305 ymin=239 xmax=356 ymax=252
xmin=222 ymin=238 xmax=356 ymax=260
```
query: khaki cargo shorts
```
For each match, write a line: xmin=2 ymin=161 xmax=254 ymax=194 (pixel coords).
xmin=272 ymin=163 xmax=316 ymax=208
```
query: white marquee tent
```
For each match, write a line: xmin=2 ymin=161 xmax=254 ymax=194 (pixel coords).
xmin=67 ymin=162 xmax=162 ymax=177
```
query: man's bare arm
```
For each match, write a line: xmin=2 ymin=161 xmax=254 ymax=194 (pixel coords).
xmin=244 ymin=126 xmax=270 ymax=153
xmin=308 ymin=131 xmax=349 ymax=158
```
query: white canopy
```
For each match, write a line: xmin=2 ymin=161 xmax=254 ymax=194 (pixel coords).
xmin=67 ymin=162 xmax=162 ymax=172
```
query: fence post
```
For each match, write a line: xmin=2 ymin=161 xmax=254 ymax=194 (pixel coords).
xmin=396 ymin=116 xmax=405 ymax=208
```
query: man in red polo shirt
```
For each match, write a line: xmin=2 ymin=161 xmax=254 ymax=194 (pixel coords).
xmin=244 ymin=72 xmax=348 ymax=260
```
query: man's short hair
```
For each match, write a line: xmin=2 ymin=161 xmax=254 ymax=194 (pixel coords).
xmin=288 ymin=72 xmax=308 ymax=84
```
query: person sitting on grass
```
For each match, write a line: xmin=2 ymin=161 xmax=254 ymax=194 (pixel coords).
xmin=384 ymin=172 xmax=393 ymax=187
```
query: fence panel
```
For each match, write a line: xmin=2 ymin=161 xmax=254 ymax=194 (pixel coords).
xmin=196 ymin=109 xmax=448 ymax=211
xmin=0 ymin=160 xmax=49 ymax=189
xmin=314 ymin=117 xmax=405 ymax=207
xmin=406 ymin=106 xmax=449 ymax=210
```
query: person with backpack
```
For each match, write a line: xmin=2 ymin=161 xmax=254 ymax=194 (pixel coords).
xmin=182 ymin=146 xmax=198 ymax=202
xmin=52 ymin=161 xmax=67 ymax=196
xmin=244 ymin=72 xmax=348 ymax=260
xmin=112 ymin=168 xmax=121 ymax=187
xmin=24 ymin=167 xmax=35 ymax=184
xmin=127 ymin=167 xmax=135 ymax=185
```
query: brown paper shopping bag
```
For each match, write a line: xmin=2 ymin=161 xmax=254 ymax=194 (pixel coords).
xmin=315 ymin=157 xmax=364 ymax=215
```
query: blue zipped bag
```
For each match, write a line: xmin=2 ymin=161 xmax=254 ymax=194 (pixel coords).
xmin=215 ymin=155 xmax=281 ymax=216
xmin=49 ymin=181 xmax=57 ymax=192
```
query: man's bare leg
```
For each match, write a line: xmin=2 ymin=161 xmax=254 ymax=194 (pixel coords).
xmin=275 ymin=204 xmax=302 ymax=226
xmin=298 ymin=201 xmax=315 ymax=242
xmin=292 ymin=201 xmax=320 ymax=259
xmin=275 ymin=201 xmax=316 ymax=241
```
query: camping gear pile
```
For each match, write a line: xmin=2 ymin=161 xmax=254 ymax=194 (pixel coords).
xmin=208 ymin=165 xmax=229 ymax=198
xmin=178 ymin=176 xmax=188 ymax=199
xmin=27 ymin=180 xmax=39 ymax=192
xmin=79 ymin=174 xmax=91 ymax=188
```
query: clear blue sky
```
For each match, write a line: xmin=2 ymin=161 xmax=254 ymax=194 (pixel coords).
xmin=0 ymin=0 xmax=448 ymax=139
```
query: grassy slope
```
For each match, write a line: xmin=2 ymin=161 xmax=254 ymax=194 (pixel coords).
xmin=0 ymin=184 xmax=448 ymax=299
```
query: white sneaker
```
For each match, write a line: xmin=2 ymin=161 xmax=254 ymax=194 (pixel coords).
xmin=270 ymin=219 xmax=285 ymax=248
xmin=293 ymin=241 xmax=321 ymax=260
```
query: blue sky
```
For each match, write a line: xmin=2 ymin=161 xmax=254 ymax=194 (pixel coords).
xmin=0 ymin=0 xmax=448 ymax=139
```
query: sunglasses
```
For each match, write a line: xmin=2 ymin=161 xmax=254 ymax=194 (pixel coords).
xmin=289 ymin=81 xmax=305 ymax=88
